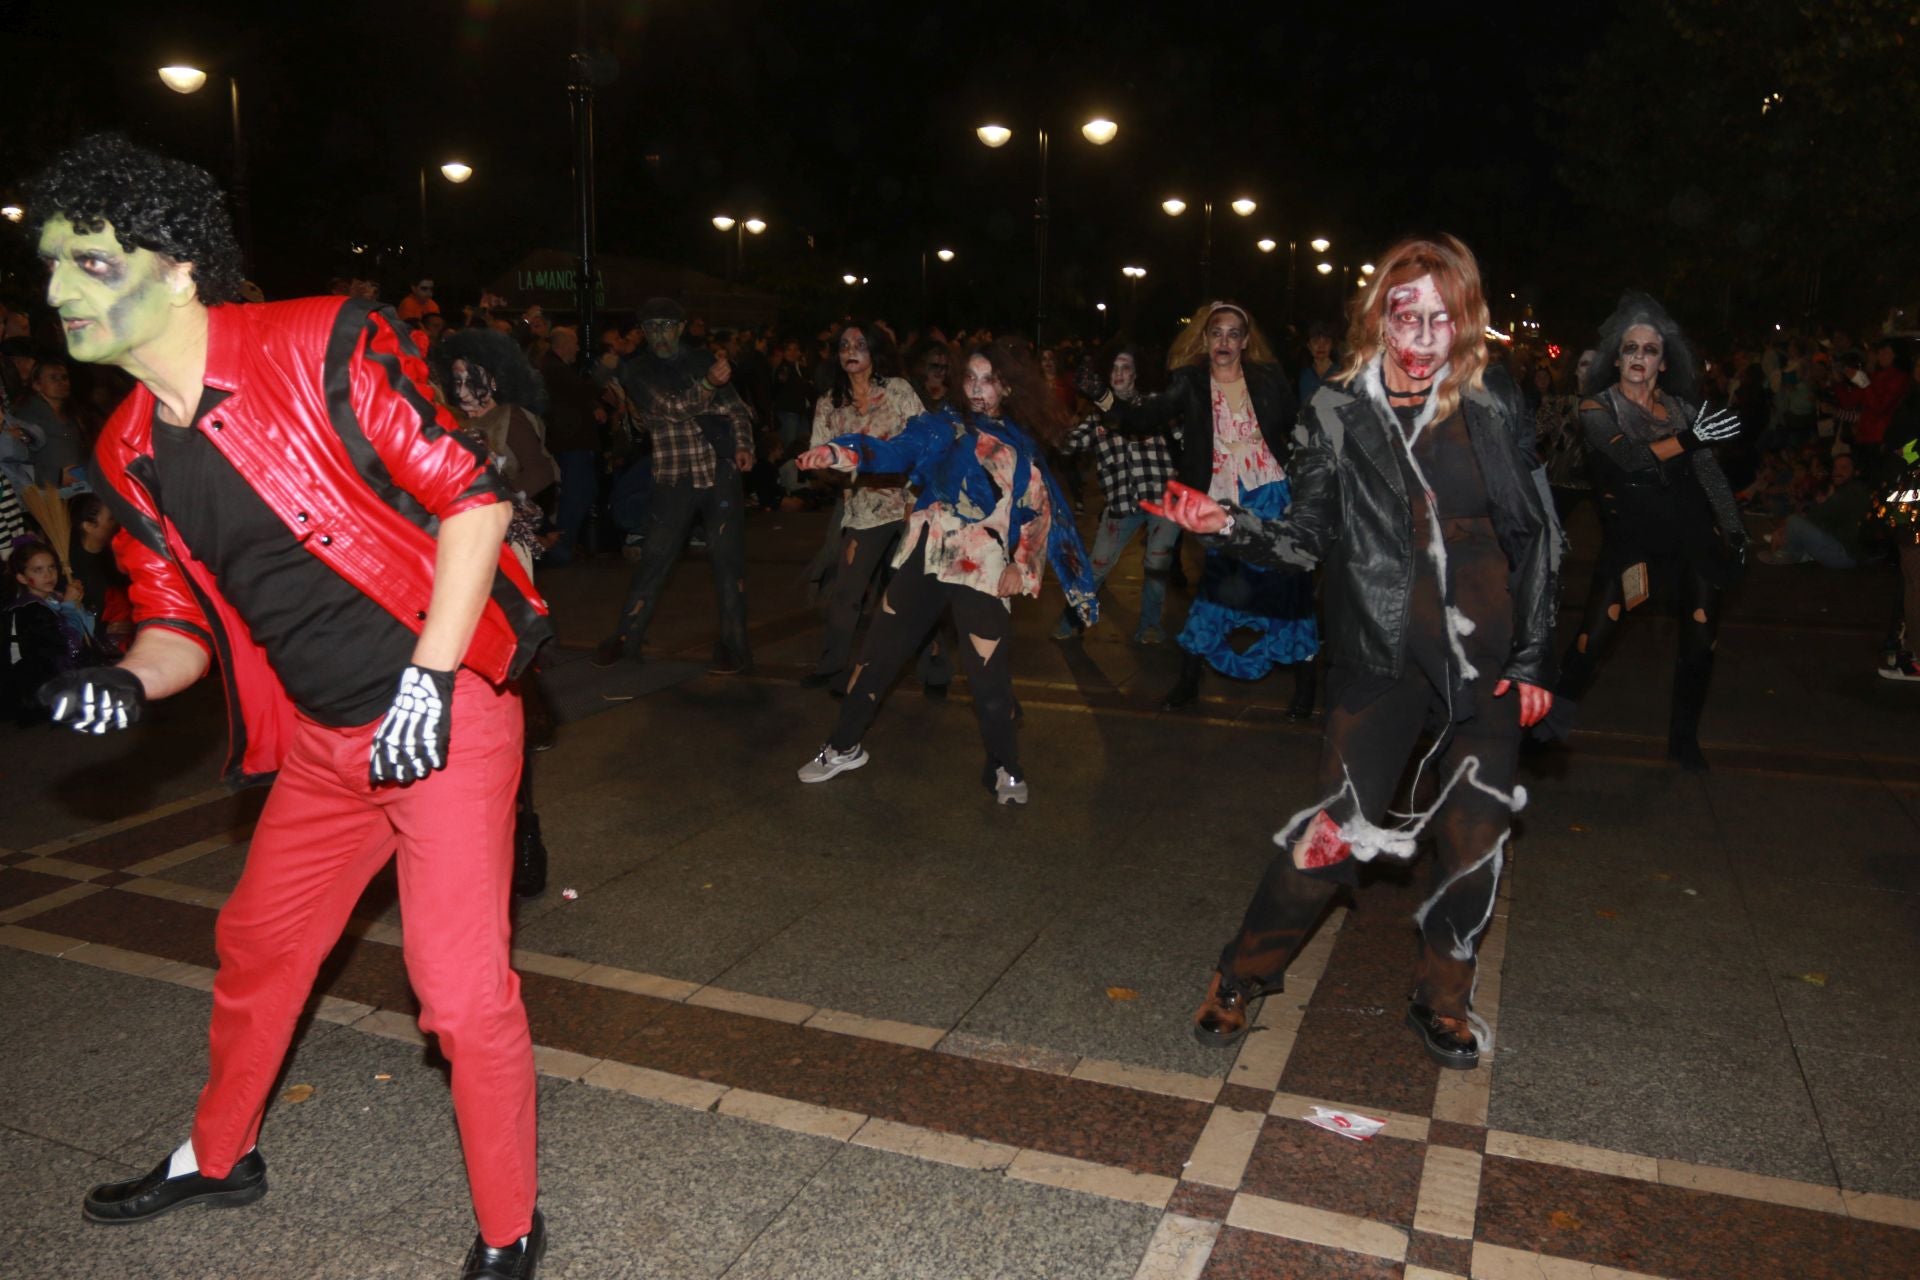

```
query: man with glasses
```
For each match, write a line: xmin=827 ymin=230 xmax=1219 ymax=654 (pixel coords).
xmin=593 ymin=296 xmax=757 ymax=673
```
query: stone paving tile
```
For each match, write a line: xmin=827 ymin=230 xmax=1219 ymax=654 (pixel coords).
xmin=49 ymin=786 xmax=267 ymax=871
xmin=724 ymin=1142 xmax=1161 ymax=1280
xmin=1476 ymin=1153 xmax=1920 ymax=1280
xmin=1405 ymin=1229 xmax=1473 ymax=1274
xmin=1796 ymin=1046 xmax=1920 ymax=1200
xmin=0 ymin=867 xmax=83 ymax=912
xmin=1425 ymin=1120 xmax=1486 ymax=1152
xmin=371 ymin=1075 xmax=847 ymax=1280
xmin=1239 ymin=1115 xmax=1426 ymax=1229
xmin=1167 ymin=1180 xmax=1237 ymax=1221
xmin=18 ymin=887 xmax=220 ymax=968
xmin=1199 ymin=1226 xmax=1405 ymax=1279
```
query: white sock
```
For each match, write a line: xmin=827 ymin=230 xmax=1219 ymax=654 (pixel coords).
xmin=166 ymin=1137 xmax=198 ymax=1179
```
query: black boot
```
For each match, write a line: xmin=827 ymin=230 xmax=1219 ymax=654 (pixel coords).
xmin=1285 ymin=658 xmax=1317 ymax=722
xmin=513 ymin=810 xmax=548 ymax=898
xmin=1162 ymin=652 xmax=1205 ymax=710
xmin=1667 ymin=654 xmax=1713 ymax=772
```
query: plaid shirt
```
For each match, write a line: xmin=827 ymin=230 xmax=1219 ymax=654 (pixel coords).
xmin=1062 ymin=398 xmax=1177 ymax=517
xmin=616 ymin=352 xmax=754 ymax=489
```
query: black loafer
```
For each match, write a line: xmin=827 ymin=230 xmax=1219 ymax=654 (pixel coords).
xmin=83 ymin=1149 xmax=268 ymax=1224
xmin=460 ymin=1209 xmax=546 ymax=1279
xmin=1405 ymin=1003 xmax=1480 ymax=1070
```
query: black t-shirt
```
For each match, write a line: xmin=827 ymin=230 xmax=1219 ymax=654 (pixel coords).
xmin=67 ymin=542 xmax=126 ymax=620
xmin=150 ymin=390 xmax=418 ymax=726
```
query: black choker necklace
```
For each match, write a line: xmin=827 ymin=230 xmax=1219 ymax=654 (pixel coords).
xmin=1386 ymin=386 xmax=1429 ymax=400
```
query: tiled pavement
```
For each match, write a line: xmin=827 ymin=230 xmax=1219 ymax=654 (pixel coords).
xmin=3 ymin=509 xmax=1918 ymax=1278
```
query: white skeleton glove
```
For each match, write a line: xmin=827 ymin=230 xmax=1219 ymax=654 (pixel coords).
xmin=38 ymin=667 xmax=147 ymax=735
xmin=369 ymin=665 xmax=456 ymax=785
xmin=1682 ymin=403 xmax=1742 ymax=450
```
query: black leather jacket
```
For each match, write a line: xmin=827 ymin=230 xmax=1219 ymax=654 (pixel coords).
xmin=1102 ymin=361 xmax=1298 ymax=492
xmin=1210 ymin=370 xmax=1559 ymax=689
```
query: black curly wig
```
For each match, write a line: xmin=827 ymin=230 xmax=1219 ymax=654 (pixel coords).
xmin=28 ymin=134 xmax=245 ymax=306
xmin=429 ymin=327 xmax=548 ymax=413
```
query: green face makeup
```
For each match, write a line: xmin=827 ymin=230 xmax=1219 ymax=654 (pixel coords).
xmin=38 ymin=216 xmax=180 ymax=368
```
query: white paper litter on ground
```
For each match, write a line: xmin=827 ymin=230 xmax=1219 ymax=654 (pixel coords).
xmin=561 ymin=887 xmax=579 ymax=901
xmin=1303 ymin=1106 xmax=1387 ymax=1142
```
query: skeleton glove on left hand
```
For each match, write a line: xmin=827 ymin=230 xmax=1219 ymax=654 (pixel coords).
xmin=1681 ymin=403 xmax=1742 ymax=450
xmin=369 ymin=665 xmax=456 ymax=785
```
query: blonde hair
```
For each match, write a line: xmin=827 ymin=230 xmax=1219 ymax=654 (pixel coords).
xmin=1167 ymin=302 xmax=1277 ymax=371
xmin=1339 ymin=234 xmax=1490 ymax=422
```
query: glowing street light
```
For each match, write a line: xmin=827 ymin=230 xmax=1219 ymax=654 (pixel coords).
xmin=0 ymin=205 xmax=22 ymax=223
xmin=1360 ymin=262 xmax=1375 ymax=275
xmin=842 ymin=273 xmax=859 ymax=286
xmin=1256 ymin=238 xmax=1277 ymax=253
xmin=976 ymin=114 xmax=1118 ymax=342
xmin=1121 ymin=265 xmax=1147 ymax=278
xmin=744 ymin=218 xmax=766 ymax=235
xmin=158 ymin=65 xmax=208 ymax=94
xmin=713 ymin=214 xmax=767 ymax=280
xmin=936 ymin=248 xmax=955 ymax=262
xmin=1310 ymin=237 xmax=1331 ymax=253
xmin=1230 ymin=198 xmax=1257 ymax=217
xmin=712 ymin=215 xmax=736 ymax=230
xmin=1161 ymin=197 xmax=1188 ymax=216
xmin=1316 ymin=262 xmax=1334 ymax=275
xmin=440 ymin=162 xmax=473 ymax=184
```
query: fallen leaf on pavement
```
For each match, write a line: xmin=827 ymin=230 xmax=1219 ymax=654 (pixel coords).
xmin=1569 ymin=824 xmax=1587 ymax=832
xmin=1550 ymin=1210 xmax=1584 ymax=1232
xmin=1796 ymin=972 xmax=1828 ymax=986
xmin=281 ymin=1084 xmax=314 ymax=1104
xmin=1105 ymin=987 xmax=1140 ymax=1001
xmin=1595 ymin=909 xmax=1619 ymax=920
xmin=374 ymin=1073 xmax=392 ymax=1082
xmin=1651 ymin=872 xmax=1673 ymax=881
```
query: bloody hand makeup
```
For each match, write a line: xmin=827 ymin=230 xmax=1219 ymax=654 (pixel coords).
xmin=1615 ymin=323 xmax=1665 ymax=391
xmin=1383 ymin=274 xmax=1453 ymax=384
xmin=38 ymin=216 xmax=180 ymax=369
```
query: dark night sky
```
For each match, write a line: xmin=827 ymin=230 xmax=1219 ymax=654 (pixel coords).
xmin=1 ymin=0 xmax=1611 ymax=337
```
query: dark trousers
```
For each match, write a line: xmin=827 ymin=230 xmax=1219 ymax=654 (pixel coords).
xmin=547 ymin=449 xmax=598 ymax=563
xmin=613 ymin=468 xmax=750 ymax=663
xmin=1220 ymin=528 xmax=1519 ymax=1021
xmin=815 ymin=520 xmax=955 ymax=687
xmin=828 ymin=534 xmax=1019 ymax=774
xmin=1556 ymin=557 xmax=1720 ymax=743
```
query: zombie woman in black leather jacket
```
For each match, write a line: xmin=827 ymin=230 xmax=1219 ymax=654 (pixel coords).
xmin=1150 ymin=235 xmax=1560 ymax=1072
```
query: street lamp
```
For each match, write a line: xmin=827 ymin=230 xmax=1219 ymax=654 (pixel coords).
xmin=1360 ymin=262 xmax=1375 ymax=275
xmin=0 ymin=205 xmax=22 ymax=224
xmin=1159 ymin=194 xmax=1256 ymax=299
xmin=936 ymin=248 xmax=955 ymax=263
xmin=418 ymin=160 xmax=473 ymax=273
xmin=1121 ymin=264 xmax=1147 ymax=319
xmin=156 ymin=63 xmax=251 ymax=264
xmin=975 ymin=114 xmax=1117 ymax=344
xmin=1310 ymin=237 xmax=1331 ymax=253
xmin=712 ymin=214 xmax=767 ymax=281
xmin=1256 ymin=238 xmax=1277 ymax=254
xmin=922 ymin=247 xmax=957 ymax=306
xmin=1316 ymin=262 xmax=1334 ymax=275
xmin=842 ymin=273 xmax=859 ymax=286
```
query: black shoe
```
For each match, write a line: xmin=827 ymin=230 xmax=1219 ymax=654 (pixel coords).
xmin=460 ymin=1209 xmax=546 ymax=1279
xmin=1191 ymin=970 xmax=1276 ymax=1048
xmin=513 ymin=811 xmax=548 ymax=899
xmin=799 ymin=670 xmax=837 ymax=690
xmin=591 ymin=637 xmax=624 ymax=668
xmin=83 ymin=1149 xmax=268 ymax=1225
xmin=1405 ymin=1003 xmax=1479 ymax=1070
xmin=1162 ymin=653 xmax=1204 ymax=711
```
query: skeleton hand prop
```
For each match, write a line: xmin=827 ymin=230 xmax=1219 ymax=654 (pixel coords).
xmin=369 ymin=665 xmax=456 ymax=785
xmin=1682 ymin=403 xmax=1741 ymax=450
xmin=38 ymin=667 xmax=146 ymax=735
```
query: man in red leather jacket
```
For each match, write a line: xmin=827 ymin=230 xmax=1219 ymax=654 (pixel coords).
xmin=31 ymin=135 xmax=551 ymax=1280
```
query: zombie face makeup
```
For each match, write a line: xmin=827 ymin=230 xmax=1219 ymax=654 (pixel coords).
xmin=448 ymin=358 xmax=497 ymax=415
xmin=1616 ymin=323 xmax=1665 ymax=391
xmin=1110 ymin=352 xmax=1137 ymax=395
xmin=923 ymin=353 xmax=949 ymax=395
xmin=1575 ymin=349 xmax=1599 ymax=387
xmin=641 ymin=318 xmax=682 ymax=359
xmin=838 ymin=328 xmax=871 ymax=378
xmin=1383 ymin=274 xmax=1453 ymax=384
xmin=963 ymin=353 xmax=1005 ymax=418
xmin=38 ymin=217 xmax=184 ymax=370
xmin=1205 ymin=309 xmax=1248 ymax=372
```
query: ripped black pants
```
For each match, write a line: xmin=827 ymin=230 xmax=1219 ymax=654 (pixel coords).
xmin=828 ymin=534 xmax=1019 ymax=775
xmin=613 ymin=466 xmax=750 ymax=664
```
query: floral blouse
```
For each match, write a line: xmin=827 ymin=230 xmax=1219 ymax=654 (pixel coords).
xmin=810 ymin=377 xmax=926 ymax=530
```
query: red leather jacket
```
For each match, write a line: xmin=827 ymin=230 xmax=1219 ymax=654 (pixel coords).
xmin=90 ymin=297 xmax=551 ymax=783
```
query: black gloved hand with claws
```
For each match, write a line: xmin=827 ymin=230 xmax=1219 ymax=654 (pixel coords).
xmin=38 ymin=667 xmax=147 ymax=734
xmin=369 ymin=665 xmax=456 ymax=785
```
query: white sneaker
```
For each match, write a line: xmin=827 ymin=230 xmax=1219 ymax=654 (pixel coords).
xmin=798 ymin=744 xmax=868 ymax=783
xmin=993 ymin=767 xmax=1029 ymax=805
xmin=1880 ymin=652 xmax=1920 ymax=682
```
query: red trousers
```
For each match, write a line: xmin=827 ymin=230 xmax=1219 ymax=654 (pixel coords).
xmin=190 ymin=670 xmax=537 ymax=1246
